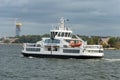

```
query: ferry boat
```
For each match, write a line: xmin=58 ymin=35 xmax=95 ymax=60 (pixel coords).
xmin=21 ymin=17 xmax=104 ymax=59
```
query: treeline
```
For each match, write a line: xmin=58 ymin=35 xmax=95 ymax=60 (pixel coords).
xmin=14 ymin=34 xmax=50 ymax=43
xmin=1 ymin=34 xmax=120 ymax=49
xmin=14 ymin=35 xmax=100 ymax=44
xmin=78 ymin=35 xmax=100 ymax=45
xmin=108 ymin=37 xmax=120 ymax=49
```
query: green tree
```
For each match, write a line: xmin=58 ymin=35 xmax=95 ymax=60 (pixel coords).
xmin=108 ymin=37 xmax=120 ymax=48
xmin=87 ymin=36 xmax=99 ymax=45
xmin=14 ymin=35 xmax=42 ymax=43
xmin=4 ymin=40 xmax=10 ymax=43
xmin=42 ymin=34 xmax=50 ymax=37
xmin=108 ymin=37 xmax=115 ymax=47
xmin=88 ymin=38 xmax=94 ymax=44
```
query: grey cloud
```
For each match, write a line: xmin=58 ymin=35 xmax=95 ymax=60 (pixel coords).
xmin=0 ymin=0 xmax=120 ymax=37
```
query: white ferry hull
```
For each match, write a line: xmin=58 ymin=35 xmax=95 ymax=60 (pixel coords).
xmin=21 ymin=51 xmax=104 ymax=59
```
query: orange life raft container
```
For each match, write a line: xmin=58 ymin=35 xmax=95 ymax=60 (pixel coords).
xmin=69 ymin=40 xmax=82 ymax=47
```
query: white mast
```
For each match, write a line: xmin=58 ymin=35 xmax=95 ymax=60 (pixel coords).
xmin=59 ymin=17 xmax=65 ymax=30
xmin=50 ymin=17 xmax=72 ymax=39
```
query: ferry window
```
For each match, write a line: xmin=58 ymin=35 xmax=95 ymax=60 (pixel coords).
xmin=58 ymin=32 xmax=60 ymax=37
xmin=70 ymin=33 xmax=72 ymax=37
xmin=61 ymin=32 xmax=64 ymax=37
xmin=53 ymin=32 xmax=55 ymax=37
xmin=65 ymin=33 xmax=68 ymax=37
xmin=51 ymin=32 xmax=54 ymax=39
xmin=45 ymin=39 xmax=52 ymax=43
xmin=26 ymin=48 xmax=40 ymax=52
xmin=68 ymin=33 xmax=72 ymax=37
xmin=53 ymin=39 xmax=60 ymax=43
xmin=55 ymin=32 xmax=58 ymax=36
xmin=45 ymin=39 xmax=60 ymax=44
xmin=53 ymin=32 xmax=55 ymax=36
xmin=63 ymin=49 xmax=80 ymax=53
xmin=68 ymin=33 xmax=70 ymax=37
xmin=65 ymin=39 xmax=70 ymax=43
xmin=99 ymin=50 xmax=103 ymax=53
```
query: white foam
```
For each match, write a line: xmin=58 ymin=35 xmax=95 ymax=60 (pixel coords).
xmin=104 ymin=58 xmax=120 ymax=62
xmin=28 ymin=56 xmax=34 ymax=59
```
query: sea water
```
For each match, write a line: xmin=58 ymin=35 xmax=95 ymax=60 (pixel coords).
xmin=0 ymin=44 xmax=120 ymax=80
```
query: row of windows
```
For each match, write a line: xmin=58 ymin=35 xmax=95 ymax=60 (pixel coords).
xmin=45 ymin=39 xmax=60 ymax=44
xmin=84 ymin=46 xmax=103 ymax=49
xmin=84 ymin=50 xmax=103 ymax=53
xmin=63 ymin=49 xmax=80 ymax=53
xmin=51 ymin=32 xmax=72 ymax=38
xmin=26 ymin=48 xmax=40 ymax=52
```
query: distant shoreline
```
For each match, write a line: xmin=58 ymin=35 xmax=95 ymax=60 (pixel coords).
xmin=104 ymin=48 xmax=118 ymax=50
xmin=0 ymin=43 xmax=23 ymax=45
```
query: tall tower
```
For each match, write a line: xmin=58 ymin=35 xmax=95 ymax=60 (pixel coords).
xmin=16 ymin=22 xmax=22 ymax=37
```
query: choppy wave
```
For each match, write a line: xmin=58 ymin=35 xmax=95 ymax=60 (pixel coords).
xmin=1 ymin=45 xmax=120 ymax=80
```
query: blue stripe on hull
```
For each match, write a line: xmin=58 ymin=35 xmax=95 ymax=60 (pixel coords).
xmin=21 ymin=53 xmax=103 ymax=59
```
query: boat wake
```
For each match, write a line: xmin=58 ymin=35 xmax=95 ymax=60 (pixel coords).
xmin=103 ymin=58 xmax=120 ymax=62
xmin=20 ymin=55 xmax=24 ymax=58
xmin=28 ymin=56 xmax=34 ymax=59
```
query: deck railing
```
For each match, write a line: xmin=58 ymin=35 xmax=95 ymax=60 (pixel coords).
xmin=24 ymin=43 xmax=41 ymax=52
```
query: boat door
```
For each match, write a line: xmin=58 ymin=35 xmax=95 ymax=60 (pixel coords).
xmin=44 ymin=39 xmax=60 ymax=54
xmin=44 ymin=45 xmax=59 ymax=54
xmin=51 ymin=45 xmax=60 ymax=55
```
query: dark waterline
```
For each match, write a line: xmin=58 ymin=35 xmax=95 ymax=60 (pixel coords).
xmin=0 ymin=44 xmax=120 ymax=80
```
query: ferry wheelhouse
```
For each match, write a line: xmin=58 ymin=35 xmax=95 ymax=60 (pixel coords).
xmin=21 ymin=17 xmax=104 ymax=59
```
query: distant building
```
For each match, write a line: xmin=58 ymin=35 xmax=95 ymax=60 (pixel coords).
xmin=8 ymin=38 xmax=18 ymax=43
xmin=99 ymin=37 xmax=110 ymax=46
xmin=16 ymin=23 xmax=22 ymax=37
xmin=1 ymin=37 xmax=18 ymax=43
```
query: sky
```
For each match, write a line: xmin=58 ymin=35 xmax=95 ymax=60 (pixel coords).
xmin=0 ymin=0 xmax=120 ymax=37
